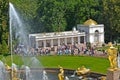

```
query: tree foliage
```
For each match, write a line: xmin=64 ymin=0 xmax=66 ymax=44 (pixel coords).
xmin=65 ymin=0 xmax=101 ymax=30
xmin=102 ymin=0 xmax=120 ymax=42
xmin=0 ymin=0 xmax=120 ymax=50
xmin=35 ymin=0 xmax=67 ymax=32
xmin=0 ymin=0 xmax=9 ymax=54
xmin=0 ymin=40 xmax=9 ymax=54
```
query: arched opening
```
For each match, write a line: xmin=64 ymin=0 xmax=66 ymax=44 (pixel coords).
xmin=94 ymin=30 xmax=99 ymax=42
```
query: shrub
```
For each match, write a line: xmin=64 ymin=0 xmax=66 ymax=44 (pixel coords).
xmin=0 ymin=40 xmax=9 ymax=55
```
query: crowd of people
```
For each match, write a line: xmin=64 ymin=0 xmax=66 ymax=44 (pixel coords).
xmin=14 ymin=43 xmax=107 ymax=57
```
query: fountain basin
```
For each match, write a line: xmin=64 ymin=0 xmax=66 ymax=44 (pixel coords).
xmin=23 ymin=68 xmax=106 ymax=80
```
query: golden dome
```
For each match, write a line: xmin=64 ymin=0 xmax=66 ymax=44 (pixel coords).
xmin=84 ymin=19 xmax=97 ymax=25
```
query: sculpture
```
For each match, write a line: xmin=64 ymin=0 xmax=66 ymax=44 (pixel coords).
xmin=58 ymin=66 xmax=64 ymax=80
xmin=107 ymin=42 xmax=118 ymax=71
xmin=76 ymin=66 xmax=90 ymax=79
xmin=100 ymin=76 xmax=106 ymax=80
xmin=5 ymin=63 xmax=21 ymax=80
xmin=5 ymin=63 xmax=11 ymax=71
xmin=12 ymin=67 xmax=18 ymax=80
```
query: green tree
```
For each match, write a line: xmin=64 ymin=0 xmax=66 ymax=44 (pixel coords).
xmin=8 ymin=0 xmax=120 ymax=44
xmin=9 ymin=0 xmax=103 ymax=33
xmin=64 ymin=0 xmax=78 ymax=30
xmin=102 ymin=0 xmax=120 ymax=42
xmin=35 ymin=0 xmax=66 ymax=33
xmin=0 ymin=0 xmax=9 ymax=54
xmin=65 ymin=0 xmax=101 ymax=30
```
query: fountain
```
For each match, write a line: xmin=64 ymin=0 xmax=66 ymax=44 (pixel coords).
xmin=65 ymin=76 xmax=69 ymax=80
xmin=7 ymin=2 xmax=107 ymax=80
xmin=9 ymin=2 xmax=48 ymax=80
xmin=42 ymin=70 xmax=48 ymax=80
xmin=11 ymin=64 xmax=21 ymax=80
xmin=0 ymin=60 xmax=6 ymax=80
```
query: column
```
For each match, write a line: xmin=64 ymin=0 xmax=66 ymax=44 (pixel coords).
xmin=43 ymin=40 xmax=46 ymax=48
xmin=71 ymin=37 xmax=74 ymax=45
xmin=84 ymin=36 xmax=86 ymax=44
xmin=78 ymin=36 xmax=80 ymax=44
xmin=64 ymin=38 xmax=67 ymax=45
xmin=51 ymin=39 xmax=53 ymax=47
xmin=36 ymin=40 xmax=38 ymax=48
xmin=58 ymin=38 xmax=60 ymax=46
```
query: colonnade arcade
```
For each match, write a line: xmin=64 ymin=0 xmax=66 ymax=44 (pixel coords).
xmin=36 ymin=36 xmax=85 ymax=48
xmin=29 ymin=31 xmax=86 ymax=48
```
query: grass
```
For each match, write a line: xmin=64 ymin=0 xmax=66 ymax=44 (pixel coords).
xmin=95 ymin=45 xmax=120 ymax=51
xmin=0 ymin=55 xmax=109 ymax=74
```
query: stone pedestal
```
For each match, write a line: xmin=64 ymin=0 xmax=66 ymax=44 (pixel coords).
xmin=106 ymin=69 xmax=120 ymax=80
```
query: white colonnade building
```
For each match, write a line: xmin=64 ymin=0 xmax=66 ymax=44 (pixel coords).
xmin=29 ymin=19 xmax=104 ymax=48
xmin=29 ymin=29 xmax=85 ymax=48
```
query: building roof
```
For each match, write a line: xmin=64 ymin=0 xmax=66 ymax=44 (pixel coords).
xmin=29 ymin=31 xmax=86 ymax=40
xmin=84 ymin=19 xmax=97 ymax=25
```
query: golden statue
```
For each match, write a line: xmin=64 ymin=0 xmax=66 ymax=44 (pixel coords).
xmin=5 ymin=63 xmax=11 ymax=71
xmin=107 ymin=42 xmax=118 ymax=71
xmin=12 ymin=67 xmax=21 ymax=80
xmin=5 ymin=63 xmax=12 ymax=80
xmin=58 ymin=66 xmax=64 ymax=80
xmin=100 ymin=76 xmax=106 ymax=80
xmin=5 ymin=63 xmax=21 ymax=80
xmin=76 ymin=66 xmax=90 ymax=79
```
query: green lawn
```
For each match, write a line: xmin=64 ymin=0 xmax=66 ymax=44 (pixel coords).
xmin=0 ymin=55 xmax=109 ymax=74
xmin=95 ymin=45 xmax=120 ymax=51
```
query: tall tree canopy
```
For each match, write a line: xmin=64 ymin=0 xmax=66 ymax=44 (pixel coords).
xmin=35 ymin=0 xmax=67 ymax=33
xmin=0 ymin=0 xmax=9 ymax=54
xmin=65 ymin=0 xmax=101 ymax=30
xmin=0 ymin=0 xmax=120 ymax=51
xmin=102 ymin=0 xmax=120 ymax=42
